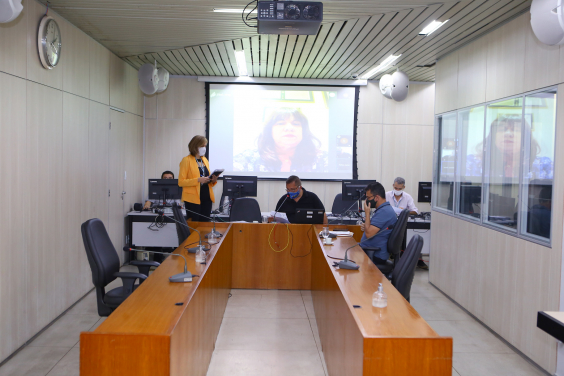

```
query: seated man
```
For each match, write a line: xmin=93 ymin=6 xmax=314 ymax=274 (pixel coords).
xmin=385 ymin=177 xmax=419 ymax=215
xmin=144 ymin=170 xmax=181 ymax=209
xmin=273 ymin=175 xmax=328 ymax=224
xmin=360 ymin=182 xmax=398 ymax=265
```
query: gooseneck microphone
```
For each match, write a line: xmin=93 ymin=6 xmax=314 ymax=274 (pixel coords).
xmin=156 ymin=210 xmax=209 ymax=253
xmin=184 ymin=206 xmax=227 ymax=239
xmin=338 ymin=244 xmax=360 ymax=270
xmin=124 ymin=247 xmax=194 ymax=282
xmin=272 ymin=194 xmax=290 ymax=223
xmin=329 ymin=195 xmax=366 ymax=225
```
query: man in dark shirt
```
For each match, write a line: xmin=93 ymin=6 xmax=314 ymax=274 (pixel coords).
xmin=273 ymin=175 xmax=328 ymax=224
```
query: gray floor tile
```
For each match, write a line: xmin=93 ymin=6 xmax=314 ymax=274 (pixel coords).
xmin=302 ymin=295 xmax=315 ymax=319
xmin=223 ymin=294 xmax=307 ymax=319
xmin=410 ymin=296 xmax=472 ymax=321
xmin=410 ymin=280 xmax=445 ymax=299
xmin=66 ymin=290 xmax=96 ymax=316
xmin=453 ymin=352 xmax=546 ymax=376
xmin=309 ymin=318 xmax=321 ymax=350
xmin=73 ymin=317 xmax=106 ymax=349
xmin=29 ymin=314 xmax=99 ymax=348
xmin=0 ymin=347 xmax=68 ymax=376
xmin=300 ymin=290 xmax=312 ymax=297
xmin=452 ymin=367 xmax=461 ymax=375
xmin=45 ymin=348 xmax=79 ymax=376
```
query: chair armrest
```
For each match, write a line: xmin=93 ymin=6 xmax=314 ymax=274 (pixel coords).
xmin=130 ymin=260 xmax=160 ymax=268
xmin=113 ymin=272 xmax=147 ymax=297
xmin=361 ymin=246 xmax=381 ymax=251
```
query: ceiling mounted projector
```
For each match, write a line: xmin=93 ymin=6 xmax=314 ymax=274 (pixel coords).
xmin=0 ymin=0 xmax=23 ymax=23
xmin=257 ymin=1 xmax=323 ymax=35
xmin=530 ymin=0 xmax=564 ymax=45
xmin=379 ymin=71 xmax=409 ymax=102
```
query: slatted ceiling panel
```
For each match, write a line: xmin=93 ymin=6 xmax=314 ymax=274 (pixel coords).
xmin=124 ymin=57 xmax=143 ymax=69
xmin=316 ymin=16 xmax=372 ymax=78
xmin=259 ymin=36 xmax=268 ymax=77
xmin=286 ymin=35 xmax=308 ymax=77
xmin=158 ymin=52 xmax=183 ymax=75
xmin=200 ymin=45 xmax=221 ymax=75
xmin=216 ymin=43 xmax=235 ymax=76
xmin=223 ymin=41 xmax=240 ymax=77
xmin=266 ymin=35 xmax=278 ymax=77
xmin=310 ymin=19 xmax=359 ymax=78
xmin=292 ymin=34 xmax=316 ymax=78
xmin=172 ymin=50 xmax=198 ymax=76
xmin=163 ymin=51 xmax=188 ymax=75
xmin=302 ymin=21 xmax=343 ymax=78
xmin=279 ymin=35 xmax=297 ymax=77
xmin=273 ymin=35 xmax=288 ymax=77
xmin=208 ymin=44 xmax=228 ymax=76
xmin=297 ymin=24 xmax=331 ymax=78
xmin=250 ymin=36 xmax=259 ymax=76
xmin=185 ymin=48 xmax=207 ymax=76
xmin=335 ymin=4 xmax=445 ymax=79
xmin=240 ymin=38 xmax=254 ymax=77
xmin=146 ymin=53 xmax=173 ymax=74
xmin=193 ymin=46 xmax=216 ymax=75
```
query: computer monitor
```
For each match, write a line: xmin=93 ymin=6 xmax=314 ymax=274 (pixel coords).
xmin=418 ymin=182 xmax=432 ymax=203
xmin=342 ymin=180 xmax=375 ymax=201
xmin=148 ymin=179 xmax=182 ymax=204
xmin=294 ymin=209 xmax=325 ymax=224
xmin=223 ymin=175 xmax=258 ymax=198
xmin=459 ymin=184 xmax=481 ymax=215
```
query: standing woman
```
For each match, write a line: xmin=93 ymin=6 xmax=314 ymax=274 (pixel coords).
xmin=179 ymin=135 xmax=218 ymax=222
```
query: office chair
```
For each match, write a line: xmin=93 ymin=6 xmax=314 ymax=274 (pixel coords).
xmin=81 ymin=218 xmax=159 ymax=317
xmin=392 ymin=235 xmax=424 ymax=302
xmin=331 ymin=193 xmax=358 ymax=216
xmin=172 ymin=202 xmax=190 ymax=245
xmin=362 ymin=209 xmax=409 ymax=279
xmin=229 ymin=197 xmax=262 ymax=222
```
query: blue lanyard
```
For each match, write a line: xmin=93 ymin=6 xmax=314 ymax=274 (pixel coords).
xmin=393 ymin=195 xmax=403 ymax=207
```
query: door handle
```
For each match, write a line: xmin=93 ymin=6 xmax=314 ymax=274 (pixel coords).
xmin=121 ymin=191 xmax=126 ymax=200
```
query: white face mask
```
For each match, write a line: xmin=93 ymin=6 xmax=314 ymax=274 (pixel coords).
xmin=198 ymin=146 xmax=206 ymax=156
xmin=393 ymin=189 xmax=403 ymax=196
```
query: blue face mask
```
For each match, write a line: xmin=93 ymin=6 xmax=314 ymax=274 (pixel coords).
xmin=288 ymin=188 xmax=300 ymax=199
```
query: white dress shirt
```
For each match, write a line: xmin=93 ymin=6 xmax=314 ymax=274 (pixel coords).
xmin=385 ymin=191 xmax=419 ymax=215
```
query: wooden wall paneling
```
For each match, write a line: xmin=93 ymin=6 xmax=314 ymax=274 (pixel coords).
xmin=266 ymin=35 xmax=278 ymax=77
xmin=109 ymin=54 xmax=126 ymax=110
xmin=485 ymin=12 xmax=527 ymax=102
xmin=108 ymin=110 xmax=126 ymax=262
xmin=89 ymin=40 xmax=110 ymax=105
xmin=302 ymin=21 xmax=343 ymax=78
xmin=278 ymin=35 xmax=296 ymax=77
xmin=122 ymin=63 xmax=142 ymax=116
xmin=26 ymin=81 xmax=64 ymax=329
xmin=26 ymin=0 xmax=64 ymax=89
xmin=0 ymin=0 xmax=27 ymax=78
xmin=62 ymin=22 xmax=90 ymax=98
xmin=297 ymin=25 xmax=330 ymax=78
xmin=457 ymin=36 xmax=487 ymax=109
xmin=434 ymin=51 xmax=458 ymax=114
xmin=124 ymin=114 xmax=144 ymax=212
xmin=383 ymin=83 xmax=435 ymax=125
xmin=356 ymin=123 xmax=382 ymax=180
xmin=62 ymin=93 xmax=91 ymax=298
xmin=358 ymin=82 xmax=383 ymax=124
xmin=156 ymin=77 xmax=206 ymax=120
xmin=88 ymin=101 xmax=110 ymax=226
xmin=250 ymin=36 xmax=260 ymax=77
xmin=0 ymin=73 xmax=28 ymax=362
xmin=259 ymin=35 xmax=268 ymax=77
xmin=523 ymin=16 xmax=561 ymax=92
xmin=144 ymin=94 xmax=157 ymax=119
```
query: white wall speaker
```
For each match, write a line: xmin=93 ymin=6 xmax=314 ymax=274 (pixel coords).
xmin=156 ymin=67 xmax=169 ymax=93
xmin=379 ymin=74 xmax=393 ymax=99
xmin=530 ymin=0 xmax=564 ymax=45
xmin=0 ymin=0 xmax=23 ymax=23
xmin=138 ymin=63 xmax=159 ymax=95
xmin=390 ymin=71 xmax=409 ymax=102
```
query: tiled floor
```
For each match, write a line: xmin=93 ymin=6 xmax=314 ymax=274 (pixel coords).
xmin=0 ymin=268 xmax=548 ymax=376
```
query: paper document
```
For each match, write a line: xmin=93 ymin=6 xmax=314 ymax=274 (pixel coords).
xmin=270 ymin=211 xmax=290 ymax=224
xmin=329 ymin=231 xmax=353 ymax=237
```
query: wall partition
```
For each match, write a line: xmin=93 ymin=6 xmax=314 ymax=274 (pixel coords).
xmin=433 ymin=87 xmax=557 ymax=246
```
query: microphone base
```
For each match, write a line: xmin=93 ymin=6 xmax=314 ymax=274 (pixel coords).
xmin=205 ymin=229 xmax=222 ymax=238
xmin=187 ymin=244 xmax=209 ymax=253
xmin=338 ymin=260 xmax=360 ymax=270
xmin=169 ymin=271 xmax=193 ymax=283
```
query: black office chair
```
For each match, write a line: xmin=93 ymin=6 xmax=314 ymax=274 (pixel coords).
xmin=362 ymin=209 xmax=409 ymax=278
xmin=81 ymin=218 xmax=159 ymax=317
xmin=172 ymin=202 xmax=190 ymax=244
xmin=229 ymin=197 xmax=262 ymax=222
xmin=392 ymin=234 xmax=424 ymax=302
xmin=331 ymin=193 xmax=358 ymax=216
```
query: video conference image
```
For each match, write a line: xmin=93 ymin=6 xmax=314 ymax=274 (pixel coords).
xmin=208 ymin=83 xmax=357 ymax=180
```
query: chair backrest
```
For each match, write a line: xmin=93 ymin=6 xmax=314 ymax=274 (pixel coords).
xmin=387 ymin=209 xmax=409 ymax=259
xmin=81 ymin=218 xmax=120 ymax=288
xmin=229 ymin=197 xmax=262 ymax=222
xmin=172 ymin=202 xmax=190 ymax=244
xmin=331 ymin=193 xmax=358 ymax=216
xmin=391 ymin=234 xmax=424 ymax=302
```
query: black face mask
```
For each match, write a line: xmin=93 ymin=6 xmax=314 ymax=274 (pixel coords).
xmin=367 ymin=198 xmax=377 ymax=208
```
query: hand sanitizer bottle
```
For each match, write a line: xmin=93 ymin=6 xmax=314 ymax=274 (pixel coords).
xmin=195 ymin=247 xmax=206 ymax=263
xmin=372 ymin=283 xmax=387 ymax=308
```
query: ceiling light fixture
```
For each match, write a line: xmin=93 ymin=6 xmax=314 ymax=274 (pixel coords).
xmin=419 ymin=20 xmax=449 ymax=36
xmin=361 ymin=54 xmax=401 ymax=79
xmin=234 ymin=50 xmax=248 ymax=76
xmin=213 ymin=8 xmax=257 ymax=13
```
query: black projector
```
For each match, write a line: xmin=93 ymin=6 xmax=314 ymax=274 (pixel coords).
xmin=257 ymin=1 xmax=323 ymax=35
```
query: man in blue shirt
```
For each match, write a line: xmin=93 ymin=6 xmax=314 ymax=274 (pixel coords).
xmin=359 ymin=182 xmax=398 ymax=264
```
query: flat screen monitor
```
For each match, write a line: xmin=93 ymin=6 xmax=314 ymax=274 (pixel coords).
xmin=418 ymin=182 xmax=432 ymax=203
xmin=342 ymin=180 xmax=375 ymax=201
xmin=148 ymin=179 xmax=182 ymax=201
xmin=294 ymin=209 xmax=325 ymax=224
xmin=223 ymin=175 xmax=258 ymax=198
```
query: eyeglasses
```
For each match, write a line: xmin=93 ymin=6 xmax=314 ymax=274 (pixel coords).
xmin=286 ymin=186 xmax=301 ymax=193
xmin=366 ymin=194 xmax=375 ymax=201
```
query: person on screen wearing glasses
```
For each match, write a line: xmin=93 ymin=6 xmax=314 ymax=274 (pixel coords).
xmin=179 ymin=135 xmax=218 ymax=222
xmin=270 ymin=175 xmax=328 ymax=224
xmin=233 ymin=108 xmax=328 ymax=173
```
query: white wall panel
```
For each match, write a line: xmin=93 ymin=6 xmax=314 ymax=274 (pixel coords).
xmin=383 ymin=83 xmax=435 ymax=126
xmin=89 ymin=40 xmax=110 ymax=105
xmin=434 ymin=51 xmax=458 ymax=114
xmin=62 ymin=23 xmax=90 ymax=98
xmin=0 ymin=0 xmax=27 ymax=78
xmin=457 ymin=36 xmax=487 ymax=109
xmin=523 ymin=17 xmax=560 ymax=92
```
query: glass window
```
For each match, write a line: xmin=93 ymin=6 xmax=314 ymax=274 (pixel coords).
xmin=434 ymin=113 xmax=457 ymax=211
xmin=484 ymin=97 xmax=523 ymax=231
xmin=456 ymin=106 xmax=485 ymax=219
xmin=520 ymin=90 xmax=556 ymax=241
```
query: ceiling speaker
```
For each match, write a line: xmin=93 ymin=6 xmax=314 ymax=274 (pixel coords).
xmin=379 ymin=74 xmax=393 ymax=99
xmin=156 ymin=67 xmax=169 ymax=93
xmin=0 ymin=0 xmax=23 ymax=23
xmin=530 ymin=0 xmax=564 ymax=45
xmin=138 ymin=63 xmax=159 ymax=95
xmin=390 ymin=71 xmax=409 ymax=102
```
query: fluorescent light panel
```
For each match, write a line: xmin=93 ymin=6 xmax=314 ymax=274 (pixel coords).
xmin=234 ymin=50 xmax=248 ymax=76
xmin=361 ymin=54 xmax=401 ymax=79
xmin=213 ymin=8 xmax=257 ymax=13
xmin=419 ymin=20 xmax=448 ymax=35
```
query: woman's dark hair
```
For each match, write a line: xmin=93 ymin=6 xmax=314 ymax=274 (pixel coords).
xmin=161 ymin=170 xmax=174 ymax=179
xmin=257 ymin=108 xmax=321 ymax=170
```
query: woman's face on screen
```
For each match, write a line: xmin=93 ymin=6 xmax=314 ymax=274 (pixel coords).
xmin=494 ymin=120 xmax=521 ymax=156
xmin=271 ymin=115 xmax=303 ymax=150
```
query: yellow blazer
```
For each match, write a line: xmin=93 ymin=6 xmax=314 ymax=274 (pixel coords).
xmin=178 ymin=155 xmax=217 ymax=204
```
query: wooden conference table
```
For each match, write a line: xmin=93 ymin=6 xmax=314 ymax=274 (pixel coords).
xmin=80 ymin=222 xmax=452 ymax=376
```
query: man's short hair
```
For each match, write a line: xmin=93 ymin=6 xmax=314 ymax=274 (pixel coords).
xmin=286 ymin=175 xmax=302 ymax=186
xmin=394 ymin=177 xmax=405 ymax=185
xmin=161 ymin=170 xmax=174 ymax=179
xmin=365 ymin=182 xmax=386 ymax=199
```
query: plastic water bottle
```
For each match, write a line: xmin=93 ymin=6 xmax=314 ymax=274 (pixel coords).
xmin=372 ymin=283 xmax=387 ymax=308
xmin=195 ymin=247 xmax=206 ymax=263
